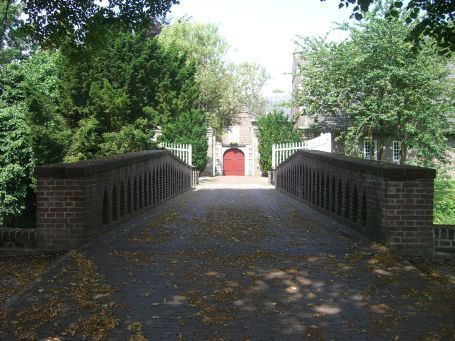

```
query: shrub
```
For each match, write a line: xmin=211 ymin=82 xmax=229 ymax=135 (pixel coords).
xmin=161 ymin=109 xmax=208 ymax=172
xmin=0 ymin=104 xmax=35 ymax=226
xmin=257 ymin=111 xmax=301 ymax=174
xmin=434 ymin=179 xmax=455 ymax=225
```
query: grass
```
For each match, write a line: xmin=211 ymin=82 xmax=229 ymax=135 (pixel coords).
xmin=434 ymin=179 xmax=455 ymax=225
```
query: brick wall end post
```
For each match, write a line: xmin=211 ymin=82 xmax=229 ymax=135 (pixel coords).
xmin=36 ymin=177 xmax=87 ymax=251
xmin=382 ymin=179 xmax=434 ymax=256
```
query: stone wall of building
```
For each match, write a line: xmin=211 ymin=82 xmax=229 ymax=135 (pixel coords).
xmin=201 ymin=128 xmax=216 ymax=177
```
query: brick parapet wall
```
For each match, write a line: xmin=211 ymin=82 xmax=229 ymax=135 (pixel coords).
xmin=275 ymin=150 xmax=436 ymax=256
xmin=0 ymin=227 xmax=37 ymax=249
xmin=35 ymin=151 xmax=196 ymax=251
xmin=433 ymin=225 xmax=455 ymax=256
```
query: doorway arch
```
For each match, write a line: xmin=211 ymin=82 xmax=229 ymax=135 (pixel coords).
xmin=223 ymin=149 xmax=245 ymax=176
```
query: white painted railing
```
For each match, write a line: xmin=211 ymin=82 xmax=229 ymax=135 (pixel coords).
xmin=159 ymin=142 xmax=192 ymax=166
xmin=272 ymin=133 xmax=332 ymax=169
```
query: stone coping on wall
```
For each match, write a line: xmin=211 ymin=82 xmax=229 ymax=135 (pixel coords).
xmin=35 ymin=150 xmax=194 ymax=178
xmin=276 ymin=150 xmax=436 ymax=181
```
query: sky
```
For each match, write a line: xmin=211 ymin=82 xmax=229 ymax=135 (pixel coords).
xmin=168 ymin=0 xmax=353 ymax=98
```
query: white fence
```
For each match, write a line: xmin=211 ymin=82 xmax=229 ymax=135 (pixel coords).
xmin=272 ymin=141 xmax=307 ymax=169
xmin=272 ymin=133 xmax=332 ymax=169
xmin=159 ymin=142 xmax=192 ymax=166
xmin=306 ymin=132 xmax=332 ymax=153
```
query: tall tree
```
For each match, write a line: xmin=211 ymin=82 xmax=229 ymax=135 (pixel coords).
xmin=158 ymin=20 xmax=268 ymax=138
xmin=294 ymin=14 xmax=453 ymax=166
xmin=0 ymin=1 xmax=31 ymax=64
xmin=59 ymin=23 xmax=200 ymax=161
xmin=1 ymin=0 xmax=178 ymax=49
xmin=325 ymin=0 xmax=455 ymax=54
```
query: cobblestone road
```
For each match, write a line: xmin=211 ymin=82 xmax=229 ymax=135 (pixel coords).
xmin=2 ymin=177 xmax=454 ymax=340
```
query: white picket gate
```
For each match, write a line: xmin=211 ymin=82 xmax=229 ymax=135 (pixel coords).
xmin=159 ymin=142 xmax=192 ymax=166
xmin=272 ymin=133 xmax=332 ymax=169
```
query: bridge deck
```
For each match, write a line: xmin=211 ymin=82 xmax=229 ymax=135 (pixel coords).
xmin=3 ymin=177 xmax=454 ymax=340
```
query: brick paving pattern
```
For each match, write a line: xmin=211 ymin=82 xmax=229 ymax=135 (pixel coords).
xmin=2 ymin=176 xmax=454 ymax=340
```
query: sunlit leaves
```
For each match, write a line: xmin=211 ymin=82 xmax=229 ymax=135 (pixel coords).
xmin=294 ymin=16 xmax=452 ymax=165
xmin=323 ymin=0 xmax=455 ymax=54
xmin=158 ymin=21 xmax=268 ymax=138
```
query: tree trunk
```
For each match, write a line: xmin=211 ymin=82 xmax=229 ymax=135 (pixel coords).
xmin=378 ymin=135 xmax=385 ymax=162
xmin=400 ymin=141 xmax=407 ymax=165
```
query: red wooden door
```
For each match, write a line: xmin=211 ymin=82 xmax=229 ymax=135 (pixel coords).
xmin=223 ymin=149 xmax=245 ymax=176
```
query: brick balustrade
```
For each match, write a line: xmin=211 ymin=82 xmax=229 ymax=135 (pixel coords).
xmin=275 ymin=150 xmax=436 ymax=256
xmin=35 ymin=150 xmax=198 ymax=251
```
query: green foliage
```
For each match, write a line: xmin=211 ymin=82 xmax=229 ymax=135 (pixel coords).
xmin=0 ymin=103 xmax=34 ymax=226
xmin=2 ymin=0 xmax=177 ymax=48
xmin=0 ymin=50 xmax=69 ymax=165
xmin=59 ymin=25 xmax=200 ymax=160
xmin=87 ymin=79 xmax=130 ymax=132
xmin=158 ymin=20 xmax=268 ymax=138
xmin=158 ymin=21 xmax=229 ymax=65
xmin=0 ymin=5 xmax=204 ymax=226
xmin=295 ymin=15 xmax=452 ymax=166
xmin=327 ymin=0 xmax=455 ymax=54
xmin=64 ymin=115 xmax=157 ymax=163
xmin=161 ymin=109 xmax=208 ymax=172
xmin=64 ymin=117 xmax=103 ymax=162
xmin=434 ymin=178 xmax=455 ymax=225
xmin=0 ymin=1 xmax=31 ymax=64
xmin=99 ymin=119 xmax=158 ymax=158
xmin=257 ymin=111 xmax=301 ymax=173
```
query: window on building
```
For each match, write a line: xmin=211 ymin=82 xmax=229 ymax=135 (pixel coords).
xmin=393 ymin=141 xmax=400 ymax=163
xmin=364 ymin=140 xmax=377 ymax=160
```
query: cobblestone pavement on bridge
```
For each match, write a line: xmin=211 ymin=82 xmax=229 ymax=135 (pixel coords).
xmin=2 ymin=176 xmax=454 ymax=340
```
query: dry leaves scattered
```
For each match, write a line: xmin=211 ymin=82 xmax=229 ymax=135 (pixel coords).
xmin=0 ymin=254 xmax=56 ymax=336
xmin=128 ymin=210 xmax=183 ymax=244
xmin=127 ymin=321 xmax=148 ymax=341
xmin=190 ymin=207 xmax=275 ymax=243
xmin=4 ymin=250 xmax=119 ymax=340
